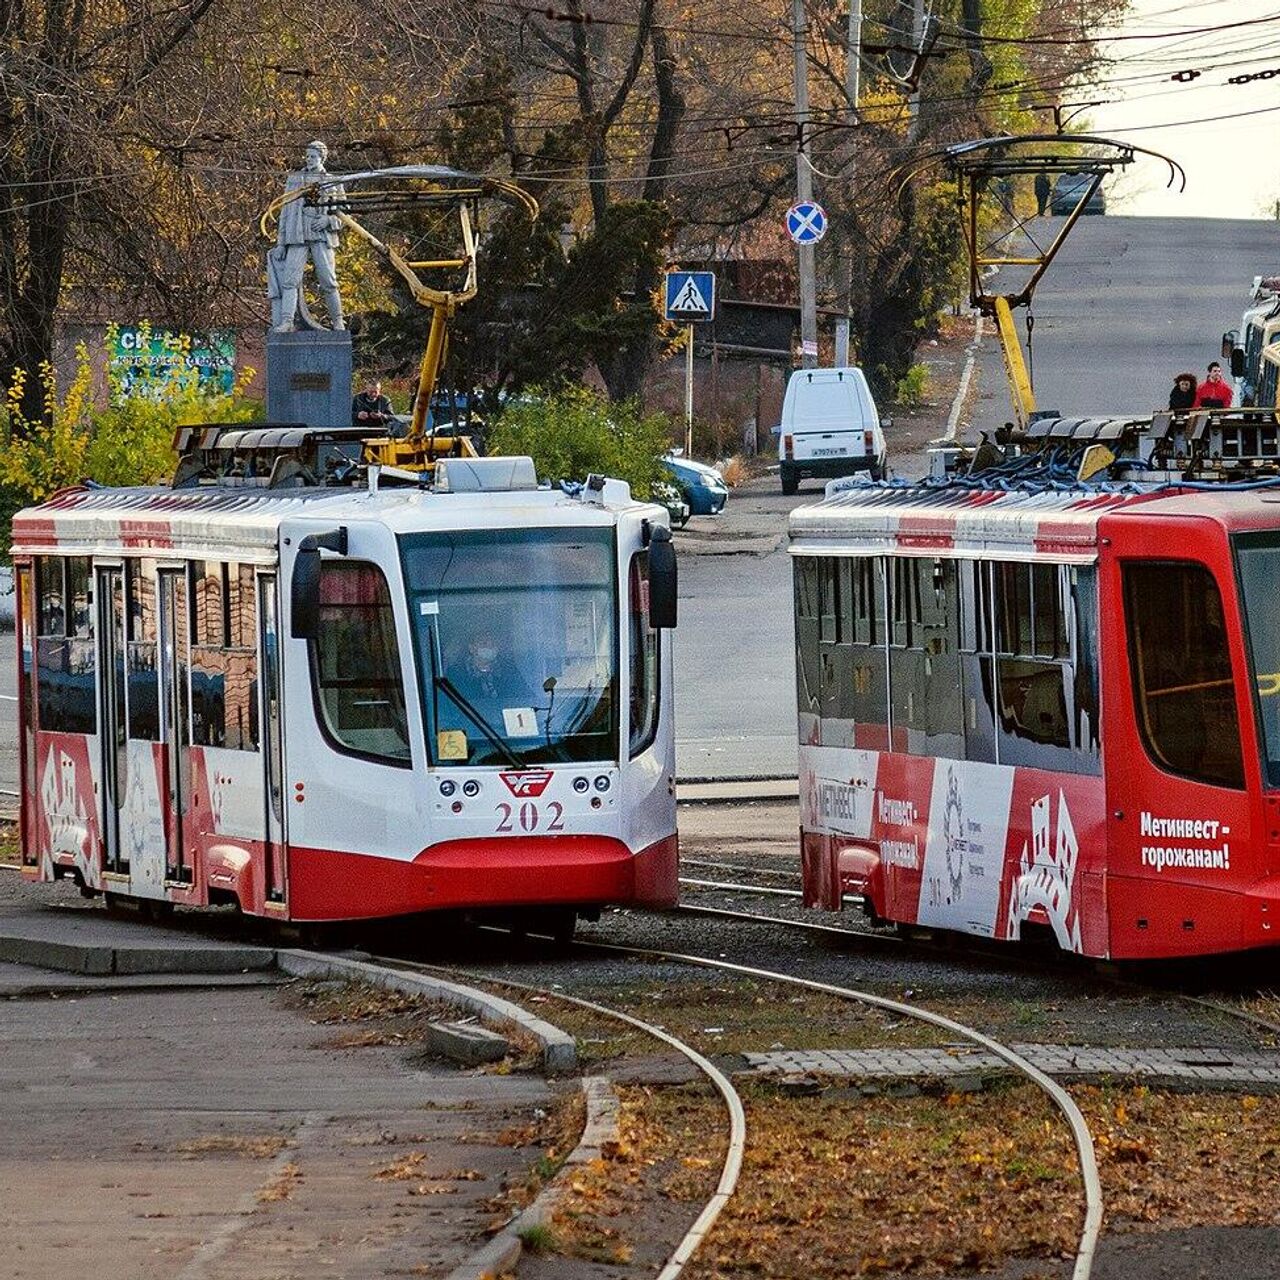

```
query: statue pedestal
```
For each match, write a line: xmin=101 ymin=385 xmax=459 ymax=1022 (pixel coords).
xmin=266 ymin=328 xmax=353 ymax=428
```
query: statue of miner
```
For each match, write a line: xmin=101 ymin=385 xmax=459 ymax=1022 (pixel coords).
xmin=268 ymin=140 xmax=345 ymax=331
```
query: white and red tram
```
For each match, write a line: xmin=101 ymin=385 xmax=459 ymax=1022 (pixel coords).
xmin=791 ymin=412 xmax=1280 ymax=959
xmin=11 ymin=453 xmax=678 ymax=930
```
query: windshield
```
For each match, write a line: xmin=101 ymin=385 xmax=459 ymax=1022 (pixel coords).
xmin=401 ymin=527 xmax=618 ymax=766
xmin=1235 ymin=534 xmax=1280 ymax=785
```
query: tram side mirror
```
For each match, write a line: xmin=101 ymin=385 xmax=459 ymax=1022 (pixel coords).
xmin=1222 ymin=330 xmax=1238 ymax=359
xmin=648 ymin=525 xmax=678 ymax=630
xmin=1231 ymin=347 xmax=1246 ymax=379
xmin=290 ymin=527 xmax=348 ymax=641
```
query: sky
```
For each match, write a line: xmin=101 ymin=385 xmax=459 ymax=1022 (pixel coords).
xmin=1078 ymin=0 xmax=1280 ymax=218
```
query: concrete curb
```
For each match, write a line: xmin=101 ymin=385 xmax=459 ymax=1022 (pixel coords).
xmin=277 ymin=950 xmax=578 ymax=1074
xmin=678 ymin=778 xmax=799 ymax=806
xmin=0 ymin=932 xmax=276 ymax=976
xmin=943 ymin=311 xmax=984 ymax=442
xmin=442 ymin=1076 xmax=619 ymax=1280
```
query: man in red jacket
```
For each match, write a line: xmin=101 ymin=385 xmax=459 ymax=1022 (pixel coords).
xmin=1195 ymin=362 xmax=1234 ymax=408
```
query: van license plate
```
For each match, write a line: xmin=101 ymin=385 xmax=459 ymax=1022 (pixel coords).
xmin=813 ymin=448 xmax=846 ymax=457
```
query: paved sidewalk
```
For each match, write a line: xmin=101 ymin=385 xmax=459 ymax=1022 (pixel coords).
xmin=3 ymin=980 xmax=558 ymax=1280
xmin=744 ymin=1043 xmax=1280 ymax=1086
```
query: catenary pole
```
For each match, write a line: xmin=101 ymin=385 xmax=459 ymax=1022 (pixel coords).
xmin=834 ymin=0 xmax=863 ymax=366
xmin=792 ymin=0 xmax=819 ymax=368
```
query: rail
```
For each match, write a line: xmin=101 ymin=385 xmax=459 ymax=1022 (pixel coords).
xmin=374 ymin=957 xmax=747 ymax=1280
xmin=576 ymin=937 xmax=1105 ymax=1280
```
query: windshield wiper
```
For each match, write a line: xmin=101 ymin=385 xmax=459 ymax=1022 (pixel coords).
xmin=433 ymin=673 xmax=525 ymax=769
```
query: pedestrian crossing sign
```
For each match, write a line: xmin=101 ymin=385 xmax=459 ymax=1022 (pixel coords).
xmin=664 ymin=271 xmax=716 ymax=323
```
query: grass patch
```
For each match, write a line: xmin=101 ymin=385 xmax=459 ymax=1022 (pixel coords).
xmin=176 ymin=1134 xmax=289 ymax=1159
xmin=508 ymin=975 xmax=957 ymax=1057
xmin=0 ymin=822 xmax=20 ymax=866
xmin=517 ymin=1222 xmax=561 ymax=1254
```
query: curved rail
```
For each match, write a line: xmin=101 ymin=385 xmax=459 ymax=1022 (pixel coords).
xmin=673 ymin=899 xmax=1280 ymax=1043
xmin=373 ymin=957 xmax=746 ymax=1280
xmin=575 ymin=937 xmax=1104 ymax=1280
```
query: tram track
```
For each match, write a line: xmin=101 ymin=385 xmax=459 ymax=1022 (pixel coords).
xmin=671 ymin=890 xmax=1280 ymax=1046
xmin=365 ymin=951 xmax=746 ymax=1280
xmin=386 ymin=934 xmax=1105 ymax=1280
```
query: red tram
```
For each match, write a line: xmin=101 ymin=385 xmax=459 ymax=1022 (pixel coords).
xmin=791 ymin=409 xmax=1280 ymax=958
xmin=11 ymin=438 xmax=679 ymax=931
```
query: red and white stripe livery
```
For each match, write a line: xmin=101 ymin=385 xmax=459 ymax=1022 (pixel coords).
xmin=791 ymin=483 xmax=1280 ymax=959
xmin=13 ymin=475 xmax=678 ymax=924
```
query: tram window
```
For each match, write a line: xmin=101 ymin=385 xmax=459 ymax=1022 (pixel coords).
xmin=1072 ymin=567 xmax=1101 ymax=762
xmin=890 ymin=558 xmax=921 ymax=649
xmin=959 ymin=560 xmax=993 ymax=654
xmin=192 ymin=561 xmax=227 ymax=647
xmin=1124 ymin=561 xmax=1244 ymax=790
xmin=819 ymin=558 xmax=840 ymax=644
xmin=628 ymin=553 xmax=661 ymax=758
xmin=232 ymin=564 xmax=257 ymax=648
xmin=852 ymin=558 xmax=880 ymax=645
xmin=310 ymin=561 xmax=410 ymax=765
xmin=33 ymin=557 xmax=96 ymax=735
xmin=795 ymin=557 xmax=818 ymax=621
xmin=190 ymin=562 xmax=258 ymax=751
xmin=126 ymin=560 xmax=160 ymax=741
xmin=889 ymin=558 xmax=964 ymax=758
xmin=37 ymin=559 xmax=65 ymax=637
xmin=994 ymin=561 xmax=1072 ymax=764
xmin=793 ymin=557 xmax=821 ymax=721
xmin=1237 ymin=535 xmax=1280 ymax=786
xmin=66 ymin=558 xmax=90 ymax=637
xmin=1032 ymin=563 xmax=1068 ymax=658
xmin=996 ymin=563 xmax=1033 ymax=656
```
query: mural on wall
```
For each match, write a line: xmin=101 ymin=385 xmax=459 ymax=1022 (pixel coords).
xmin=108 ymin=326 xmax=236 ymax=400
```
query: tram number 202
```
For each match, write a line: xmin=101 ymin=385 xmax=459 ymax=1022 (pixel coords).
xmin=496 ymin=800 xmax=566 ymax=834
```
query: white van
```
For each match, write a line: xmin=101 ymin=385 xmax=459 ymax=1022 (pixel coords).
xmin=777 ymin=366 xmax=887 ymax=494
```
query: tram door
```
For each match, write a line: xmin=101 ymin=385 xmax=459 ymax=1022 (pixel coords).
xmin=259 ymin=574 xmax=287 ymax=903
xmin=158 ymin=569 xmax=191 ymax=883
xmin=96 ymin=567 xmax=128 ymax=875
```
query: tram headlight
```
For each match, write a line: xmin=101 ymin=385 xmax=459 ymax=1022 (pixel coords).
xmin=439 ymin=779 xmax=457 ymax=797
xmin=573 ymin=777 xmax=590 ymax=794
xmin=594 ymin=774 xmax=611 ymax=792
xmin=462 ymin=780 xmax=481 ymax=798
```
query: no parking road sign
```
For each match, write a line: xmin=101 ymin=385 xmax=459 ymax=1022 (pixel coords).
xmin=664 ymin=270 xmax=716 ymax=323
xmin=786 ymin=200 xmax=828 ymax=245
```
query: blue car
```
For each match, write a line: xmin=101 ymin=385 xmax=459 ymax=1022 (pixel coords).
xmin=661 ymin=454 xmax=729 ymax=516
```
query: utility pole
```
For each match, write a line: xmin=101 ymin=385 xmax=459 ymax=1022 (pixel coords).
xmin=791 ymin=0 xmax=819 ymax=368
xmin=908 ymin=0 xmax=926 ymax=129
xmin=834 ymin=0 xmax=863 ymax=367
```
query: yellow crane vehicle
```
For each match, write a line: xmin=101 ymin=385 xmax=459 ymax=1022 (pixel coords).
xmin=928 ymin=135 xmax=1182 ymax=438
xmin=260 ymin=164 xmax=538 ymax=475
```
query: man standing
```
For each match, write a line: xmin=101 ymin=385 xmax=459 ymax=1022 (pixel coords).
xmin=1195 ymin=361 xmax=1234 ymax=408
xmin=352 ymin=378 xmax=394 ymax=429
xmin=1035 ymin=173 xmax=1051 ymax=217
xmin=268 ymin=140 xmax=345 ymax=332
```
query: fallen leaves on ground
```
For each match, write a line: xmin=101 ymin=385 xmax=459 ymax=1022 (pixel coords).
xmin=256 ymin=1162 xmax=301 ymax=1204
xmin=546 ymin=1080 xmax=1280 ymax=1278
xmin=176 ymin=1134 xmax=289 ymax=1159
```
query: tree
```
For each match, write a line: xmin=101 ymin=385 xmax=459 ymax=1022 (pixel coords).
xmin=0 ymin=0 xmax=481 ymax=421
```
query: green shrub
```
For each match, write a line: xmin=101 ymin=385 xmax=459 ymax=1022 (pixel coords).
xmin=894 ymin=362 xmax=931 ymax=408
xmin=1 ymin=331 xmax=258 ymax=508
xmin=487 ymin=385 xmax=670 ymax=499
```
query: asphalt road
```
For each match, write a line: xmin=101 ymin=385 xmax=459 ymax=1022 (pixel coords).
xmin=970 ymin=215 xmax=1278 ymax=434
